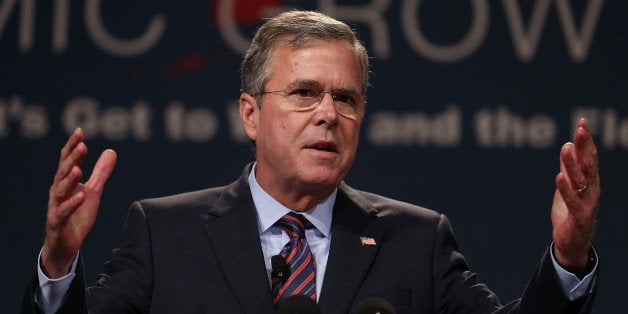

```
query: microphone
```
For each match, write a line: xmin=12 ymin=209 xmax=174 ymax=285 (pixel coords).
xmin=353 ymin=297 xmax=396 ymax=314
xmin=277 ymin=294 xmax=320 ymax=314
xmin=271 ymin=255 xmax=290 ymax=284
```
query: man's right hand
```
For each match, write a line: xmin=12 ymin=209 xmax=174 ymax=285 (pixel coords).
xmin=41 ymin=128 xmax=117 ymax=278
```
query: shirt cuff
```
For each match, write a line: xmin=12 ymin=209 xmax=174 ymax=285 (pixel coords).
xmin=37 ymin=248 xmax=79 ymax=314
xmin=549 ymin=243 xmax=598 ymax=300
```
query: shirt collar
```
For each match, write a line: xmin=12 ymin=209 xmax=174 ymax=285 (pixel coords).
xmin=249 ymin=163 xmax=334 ymax=239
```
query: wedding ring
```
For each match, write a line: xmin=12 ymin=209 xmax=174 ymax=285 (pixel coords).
xmin=577 ymin=184 xmax=589 ymax=193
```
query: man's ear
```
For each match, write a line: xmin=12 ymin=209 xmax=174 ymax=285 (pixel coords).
xmin=239 ymin=93 xmax=258 ymax=141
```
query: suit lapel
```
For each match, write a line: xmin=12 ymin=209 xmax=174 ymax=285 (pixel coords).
xmin=199 ymin=169 xmax=386 ymax=313
xmin=201 ymin=169 xmax=275 ymax=314
xmin=318 ymin=183 xmax=385 ymax=313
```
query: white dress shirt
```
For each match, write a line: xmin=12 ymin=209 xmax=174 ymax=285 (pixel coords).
xmin=249 ymin=164 xmax=334 ymax=301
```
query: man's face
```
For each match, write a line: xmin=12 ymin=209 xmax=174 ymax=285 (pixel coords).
xmin=240 ymin=39 xmax=364 ymax=207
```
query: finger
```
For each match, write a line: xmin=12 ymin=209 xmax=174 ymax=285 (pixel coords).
xmin=55 ymin=141 xmax=88 ymax=182
xmin=560 ymin=143 xmax=586 ymax=191
xmin=60 ymin=128 xmax=84 ymax=160
xmin=85 ymin=149 xmax=117 ymax=195
xmin=53 ymin=166 xmax=83 ymax=200
xmin=573 ymin=119 xmax=599 ymax=179
xmin=55 ymin=129 xmax=86 ymax=181
xmin=57 ymin=190 xmax=85 ymax=218
xmin=555 ymin=173 xmax=586 ymax=217
xmin=48 ymin=190 xmax=86 ymax=228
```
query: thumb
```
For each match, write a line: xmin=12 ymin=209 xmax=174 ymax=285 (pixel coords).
xmin=85 ymin=149 xmax=117 ymax=195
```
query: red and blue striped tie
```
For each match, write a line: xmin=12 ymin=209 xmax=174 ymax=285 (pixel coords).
xmin=272 ymin=212 xmax=317 ymax=304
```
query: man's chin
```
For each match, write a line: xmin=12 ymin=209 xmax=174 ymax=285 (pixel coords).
xmin=298 ymin=168 xmax=345 ymax=189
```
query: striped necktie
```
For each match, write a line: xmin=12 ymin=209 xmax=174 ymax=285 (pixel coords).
xmin=272 ymin=212 xmax=317 ymax=304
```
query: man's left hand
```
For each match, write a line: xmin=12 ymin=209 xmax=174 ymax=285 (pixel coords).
xmin=551 ymin=118 xmax=600 ymax=269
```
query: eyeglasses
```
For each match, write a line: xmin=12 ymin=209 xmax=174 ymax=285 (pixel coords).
xmin=254 ymin=87 xmax=365 ymax=120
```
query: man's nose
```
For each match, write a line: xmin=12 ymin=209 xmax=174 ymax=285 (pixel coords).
xmin=314 ymin=92 xmax=339 ymax=127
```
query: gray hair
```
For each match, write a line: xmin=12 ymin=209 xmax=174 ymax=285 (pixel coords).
xmin=240 ymin=11 xmax=370 ymax=98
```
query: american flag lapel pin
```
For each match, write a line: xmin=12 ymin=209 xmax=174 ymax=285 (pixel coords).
xmin=360 ymin=236 xmax=376 ymax=246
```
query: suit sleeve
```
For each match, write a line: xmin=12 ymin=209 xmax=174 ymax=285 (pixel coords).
xmin=431 ymin=214 xmax=501 ymax=313
xmin=21 ymin=256 xmax=87 ymax=314
xmin=431 ymin=214 xmax=598 ymax=313
xmin=510 ymin=247 xmax=598 ymax=313
xmin=21 ymin=202 xmax=154 ymax=313
xmin=85 ymin=201 xmax=154 ymax=312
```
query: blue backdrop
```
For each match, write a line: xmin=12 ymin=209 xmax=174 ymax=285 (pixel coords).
xmin=1 ymin=1 xmax=626 ymax=312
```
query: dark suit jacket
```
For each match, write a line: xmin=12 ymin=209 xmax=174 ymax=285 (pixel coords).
xmin=23 ymin=165 xmax=597 ymax=313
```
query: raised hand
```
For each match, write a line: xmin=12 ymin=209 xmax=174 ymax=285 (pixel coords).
xmin=551 ymin=119 xmax=600 ymax=269
xmin=41 ymin=128 xmax=117 ymax=278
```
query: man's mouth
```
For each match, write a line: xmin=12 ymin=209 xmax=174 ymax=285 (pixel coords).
xmin=307 ymin=142 xmax=338 ymax=152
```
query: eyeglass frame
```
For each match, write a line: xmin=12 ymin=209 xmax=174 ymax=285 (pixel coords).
xmin=251 ymin=87 xmax=366 ymax=120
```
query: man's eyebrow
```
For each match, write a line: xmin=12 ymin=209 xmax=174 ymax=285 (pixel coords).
xmin=287 ymin=80 xmax=361 ymax=95
xmin=287 ymin=80 xmax=323 ymax=90
xmin=334 ymin=87 xmax=361 ymax=96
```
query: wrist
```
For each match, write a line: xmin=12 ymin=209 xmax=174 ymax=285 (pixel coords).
xmin=41 ymin=244 xmax=77 ymax=278
xmin=555 ymin=246 xmax=596 ymax=280
xmin=554 ymin=241 xmax=591 ymax=269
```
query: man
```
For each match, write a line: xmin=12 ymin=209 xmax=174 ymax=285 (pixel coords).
xmin=23 ymin=10 xmax=599 ymax=313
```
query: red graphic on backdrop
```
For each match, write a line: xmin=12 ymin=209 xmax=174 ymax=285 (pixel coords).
xmin=158 ymin=0 xmax=284 ymax=79
xmin=160 ymin=53 xmax=208 ymax=79
xmin=211 ymin=0 xmax=282 ymax=24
